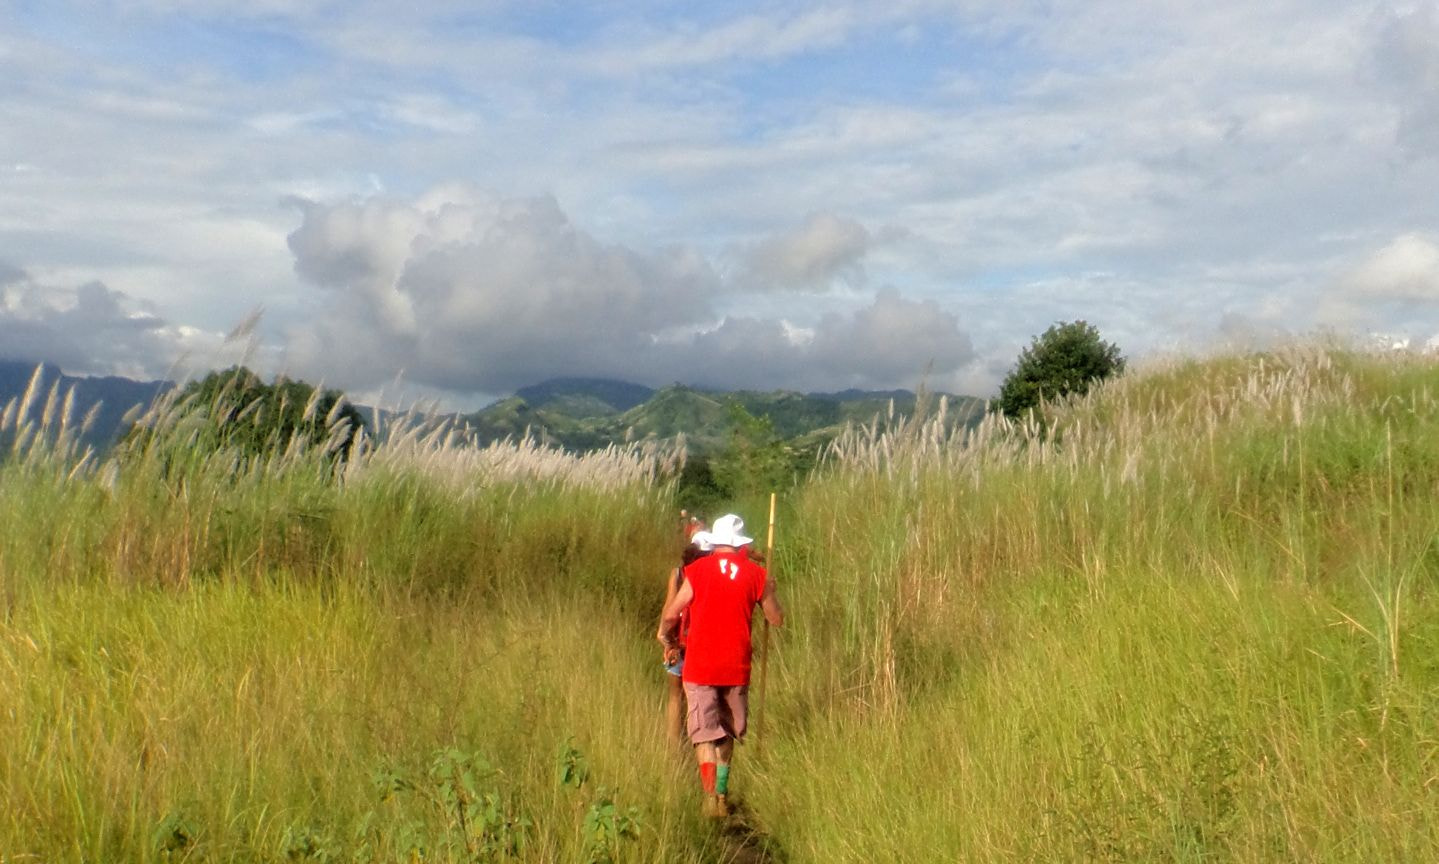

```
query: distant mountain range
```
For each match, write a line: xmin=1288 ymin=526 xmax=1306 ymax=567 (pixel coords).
xmin=462 ymin=377 xmax=987 ymax=454
xmin=0 ymin=360 xmax=986 ymax=456
xmin=0 ymin=360 xmax=172 ymax=453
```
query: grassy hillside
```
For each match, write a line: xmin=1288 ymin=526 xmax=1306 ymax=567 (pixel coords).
xmin=464 ymin=379 xmax=986 ymax=455
xmin=0 ymin=400 xmax=692 ymax=862
xmin=2 ymin=345 xmax=1438 ymax=861
xmin=613 ymin=386 xmax=730 ymax=445
xmin=513 ymin=378 xmax=655 ymax=416
xmin=761 ymin=345 xmax=1439 ymax=860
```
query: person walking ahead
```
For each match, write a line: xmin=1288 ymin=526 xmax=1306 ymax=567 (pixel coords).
xmin=657 ymin=513 xmax=784 ymax=818
xmin=661 ymin=527 xmax=709 ymax=747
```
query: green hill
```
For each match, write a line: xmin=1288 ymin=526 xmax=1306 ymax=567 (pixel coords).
xmin=612 ymin=386 xmax=731 ymax=447
xmin=464 ymin=378 xmax=988 ymax=454
xmin=512 ymin=377 xmax=654 ymax=417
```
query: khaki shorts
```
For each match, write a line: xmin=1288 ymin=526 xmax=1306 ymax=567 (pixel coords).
xmin=683 ymin=683 xmax=748 ymax=744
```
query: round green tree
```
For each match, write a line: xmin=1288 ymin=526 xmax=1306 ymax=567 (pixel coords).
xmin=996 ymin=320 xmax=1125 ymax=419
xmin=125 ymin=366 xmax=367 ymax=466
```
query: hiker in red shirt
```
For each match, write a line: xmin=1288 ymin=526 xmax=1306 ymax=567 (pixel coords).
xmin=657 ymin=513 xmax=784 ymax=819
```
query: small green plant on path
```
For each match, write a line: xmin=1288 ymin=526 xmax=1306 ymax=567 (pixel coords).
xmin=556 ymin=738 xmax=641 ymax=864
xmin=368 ymin=748 xmax=532 ymax=861
xmin=152 ymin=810 xmax=201 ymax=861
xmin=582 ymin=795 xmax=641 ymax=864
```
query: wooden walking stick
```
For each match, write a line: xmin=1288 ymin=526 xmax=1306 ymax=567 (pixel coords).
xmin=754 ymin=491 xmax=776 ymax=755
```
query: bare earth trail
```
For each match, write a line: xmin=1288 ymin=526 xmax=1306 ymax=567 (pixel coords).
xmin=716 ymin=798 xmax=785 ymax=864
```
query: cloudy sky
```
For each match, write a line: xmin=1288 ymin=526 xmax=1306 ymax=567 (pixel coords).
xmin=2 ymin=1 xmax=1437 ymax=408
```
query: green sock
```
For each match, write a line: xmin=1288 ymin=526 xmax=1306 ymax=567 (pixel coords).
xmin=716 ymin=764 xmax=730 ymax=795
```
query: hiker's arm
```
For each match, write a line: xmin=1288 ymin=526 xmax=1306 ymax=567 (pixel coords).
xmin=658 ymin=568 xmax=683 ymax=664
xmin=760 ymin=577 xmax=784 ymax=627
xmin=657 ymin=579 xmax=693 ymax=646
xmin=661 ymin=567 xmax=680 ymax=610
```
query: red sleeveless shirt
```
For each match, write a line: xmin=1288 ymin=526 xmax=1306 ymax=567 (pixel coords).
xmin=680 ymin=551 xmax=768 ymax=686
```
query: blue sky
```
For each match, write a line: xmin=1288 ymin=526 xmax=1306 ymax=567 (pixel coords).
xmin=2 ymin=1 xmax=1437 ymax=408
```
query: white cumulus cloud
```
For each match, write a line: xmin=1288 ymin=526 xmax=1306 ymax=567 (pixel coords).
xmin=284 ymin=188 xmax=975 ymax=396
xmin=1342 ymin=232 xmax=1439 ymax=300
xmin=741 ymin=212 xmax=873 ymax=290
xmin=1319 ymin=232 xmax=1439 ymax=336
xmin=0 ymin=266 xmax=218 ymax=379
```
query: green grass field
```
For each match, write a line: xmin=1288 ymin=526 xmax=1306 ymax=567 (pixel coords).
xmin=3 ymin=345 xmax=1438 ymax=861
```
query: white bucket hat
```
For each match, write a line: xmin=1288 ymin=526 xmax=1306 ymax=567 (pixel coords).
xmin=705 ymin=513 xmax=753 ymax=548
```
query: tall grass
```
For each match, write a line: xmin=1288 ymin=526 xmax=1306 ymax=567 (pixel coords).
xmin=754 ymin=345 xmax=1439 ymax=860
xmin=3 ymin=345 xmax=1438 ymax=861
xmin=0 ymin=379 xmax=713 ymax=862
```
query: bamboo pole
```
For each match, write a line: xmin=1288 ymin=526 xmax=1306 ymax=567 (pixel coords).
xmin=754 ymin=491 xmax=776 ymax=754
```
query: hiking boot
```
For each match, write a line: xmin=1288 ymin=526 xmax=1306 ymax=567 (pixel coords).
xmin=716 ymin=794 xmax=730 ymax=818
